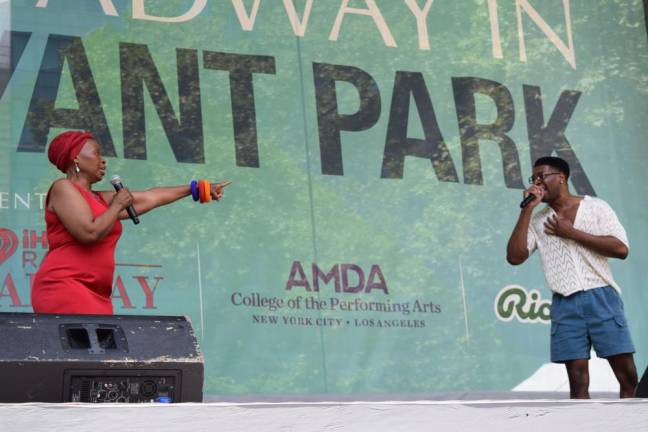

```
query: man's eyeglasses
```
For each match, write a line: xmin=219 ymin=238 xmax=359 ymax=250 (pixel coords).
xmin=528 ymin=172 xmax=561 ymax=184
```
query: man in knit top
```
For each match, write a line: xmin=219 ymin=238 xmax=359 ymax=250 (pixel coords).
xmin=506 ymin=156 xmax=637 ymax=398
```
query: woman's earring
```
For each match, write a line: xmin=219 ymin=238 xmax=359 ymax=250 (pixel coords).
xmin=75 ymin=163 xmax=80 ymax=173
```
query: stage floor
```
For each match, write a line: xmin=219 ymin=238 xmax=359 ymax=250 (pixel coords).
xmin=2 ymin=397 xmax=647 ymax=432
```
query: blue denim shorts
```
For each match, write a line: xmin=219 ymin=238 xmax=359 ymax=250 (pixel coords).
xmin=550 ymin=286 xmax=635 ymax=363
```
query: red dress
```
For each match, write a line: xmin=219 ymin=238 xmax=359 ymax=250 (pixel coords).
xmin=32 ymin=182 xmax=122 ymax=314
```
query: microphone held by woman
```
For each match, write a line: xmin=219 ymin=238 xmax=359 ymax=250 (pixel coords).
xmin=110 ymin=175 xmax=139 ymax=225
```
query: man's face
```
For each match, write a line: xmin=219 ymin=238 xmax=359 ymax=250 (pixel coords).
xmin=531 ymin=165 xmax=565 ymax=202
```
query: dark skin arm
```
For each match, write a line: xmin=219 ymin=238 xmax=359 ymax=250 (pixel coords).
xmin=544 ymin=215 xmax=629 ymax=259
xmin=48 ymin=179 xmax=133 ymax=244
xmin=99 ymin=181 xmax=231 ymax=220
xmin=506 ymin=184 xmax=544 ymax=265
xmin=506 ymin=207 xmax=533 ymax=265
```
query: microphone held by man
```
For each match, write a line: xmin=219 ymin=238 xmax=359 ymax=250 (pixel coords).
xmin=519 ymin=183 xmax=545 ymax=209
xmin=519 ymin=193 xmax=535 ymax=208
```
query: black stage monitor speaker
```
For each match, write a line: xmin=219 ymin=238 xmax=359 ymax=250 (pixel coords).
xmin=636 ymin=365 xmax=648 ymax=398
xmin=0 ymin=312 xmax=204 ymax=403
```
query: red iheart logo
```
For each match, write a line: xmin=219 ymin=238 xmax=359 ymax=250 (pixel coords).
xmin=0 ymin=228 xmax=18 ymax=265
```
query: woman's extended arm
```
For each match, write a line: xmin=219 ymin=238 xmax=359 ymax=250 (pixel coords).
xmin=99 ymin=181 xmax=231 ymax=219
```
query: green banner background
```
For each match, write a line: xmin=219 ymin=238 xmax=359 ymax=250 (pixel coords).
xmin=1 ymin=0 xmax=647 ymax=395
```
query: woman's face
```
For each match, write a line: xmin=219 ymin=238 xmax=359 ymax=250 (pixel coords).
xmin=75 ymin=139 xmax=106 ymax=183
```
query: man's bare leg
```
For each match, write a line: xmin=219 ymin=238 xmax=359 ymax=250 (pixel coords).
xmin=607 ymin=353 xmax=637 ymax=398
xmin=565 ymin=359 xmax=590 ymax=399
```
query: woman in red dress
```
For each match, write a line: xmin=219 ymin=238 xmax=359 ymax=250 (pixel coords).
xmin=32 ymin=131 xmax=230 ymax=315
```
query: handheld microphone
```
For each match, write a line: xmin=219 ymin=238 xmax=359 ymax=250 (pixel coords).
xmin=520 ymin=193 xmax=536 ymax=209
xmin=110 ymin=175 xmax=140 ymax=225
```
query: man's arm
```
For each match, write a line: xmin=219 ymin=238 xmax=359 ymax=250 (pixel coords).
xmin=506 ymin=207 xmax=533 ymax=265
xmin=506 ymin=185 xmax=545 ymax=265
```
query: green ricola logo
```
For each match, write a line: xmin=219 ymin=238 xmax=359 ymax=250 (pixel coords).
xmin=494 ymin=285 xmax=551 ymax=324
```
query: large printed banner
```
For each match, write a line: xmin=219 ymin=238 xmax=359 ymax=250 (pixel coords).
xmin=1 ymin=0 xmax=647 ymax=394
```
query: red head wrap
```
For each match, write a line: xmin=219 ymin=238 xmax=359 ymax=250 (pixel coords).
xmin=47 ymin=131 xmax=94 ymax=173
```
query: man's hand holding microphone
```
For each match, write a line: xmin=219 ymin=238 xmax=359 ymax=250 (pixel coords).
xmin=520 ymin=184 xmax=545 ymax=209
